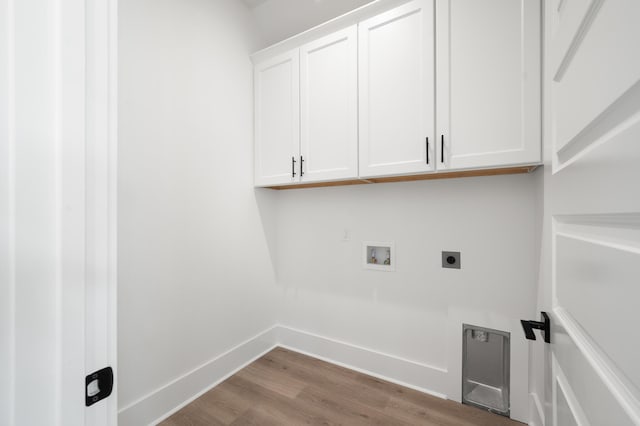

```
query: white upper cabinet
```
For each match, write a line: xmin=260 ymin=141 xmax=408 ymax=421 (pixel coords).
xmin=358 ymin=0 xmax=435 ymax=178
xmin=300 ymin=26 xmax=358 ymax=182
xmin=253 ymin=0 xmax=542 ymax=187
xmin=254 ymin=50 xmax=300 ymax=186
xmin=436 ymin=0 xmax=541 ymax=171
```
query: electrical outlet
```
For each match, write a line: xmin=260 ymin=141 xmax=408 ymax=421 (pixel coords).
xmin=442 ymin=251 xmax=461 ymax=269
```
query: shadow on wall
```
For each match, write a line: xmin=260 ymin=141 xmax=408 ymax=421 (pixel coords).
xmin=254 ymin=188 xmax=280 ymax=280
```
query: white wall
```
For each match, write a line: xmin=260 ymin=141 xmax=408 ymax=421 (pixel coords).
xmin=250 ymin=0 xmax=375 ymax=49
xmin=117 ymin=1 xmax=540 ymax=423
xmin=275 ymin=174 xmax=539 ymax=421
xmin=118 ymin=0 xmax=278 ymax=417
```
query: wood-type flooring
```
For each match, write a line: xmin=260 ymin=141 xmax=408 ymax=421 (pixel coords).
xmin=161 ymin=347 xmax=523 ymax=426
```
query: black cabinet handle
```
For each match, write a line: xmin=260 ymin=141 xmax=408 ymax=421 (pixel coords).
xmin=521 ymin=312 xmax=550 ymax=343
xmin=441 ymin=135 xmax=444 ymax=163
xmin=291 ymin=156 xmax=297 ymax=178
xmin=300 ymin=155 xmax=304 ymax=177
xmin=426 ymin=137 xmax=429 ymax=164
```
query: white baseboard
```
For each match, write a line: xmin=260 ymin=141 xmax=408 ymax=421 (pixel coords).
xmin=276 ymin=324 xmax=449 ymax=399
xmin=118 ymin=324 xmax=452 ymax=425
xmin=118 ymin=326 xmax=279 ymax=426
xmin=529 ymin=392 xmax=545 ymax=426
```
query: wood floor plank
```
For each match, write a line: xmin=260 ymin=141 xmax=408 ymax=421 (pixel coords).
xmin=224 ymin=375 xmax=335 ymax=425
xmin=161 ymin=399 xmax=228 ymax=426
xmin=192 ymin=386 xmax=252 ymax=425
xmin=295 ymin=385 xmax=411 ymax=426
xmin=228 ymin=408 xmax=282 ymax=426
xmin=160 ymin=347 xmax=524 ymax=426
xmin=257 ymin=348 xmax=391 ymax=409
xmin=235 ymin=361 xmax=307 ymax=399
xmin=385 ymin=395 xmax=486 ymax=426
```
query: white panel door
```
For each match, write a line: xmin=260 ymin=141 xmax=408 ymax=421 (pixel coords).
xmin=300 ymin=25 xmax=358 ymax=183
xmin=254 ymin=50 xmax=300 ymax=186
xmin=539 ymin=1 xmax=640 ymax=425
xmin=436 ymin=0 xmax=540 ymax=171
xmin=358 ymin=0 xmax=435 ymax=178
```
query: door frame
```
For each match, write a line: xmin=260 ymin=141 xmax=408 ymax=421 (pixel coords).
xmin=81 ymin=0 xmax=119 ymax=424
xmin=58 ymin=0 xmax=119 ymax=423
xmin=1 ymin=0 xmax=118 ymax=424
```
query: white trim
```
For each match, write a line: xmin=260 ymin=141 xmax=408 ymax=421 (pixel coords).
xmin=552 ymin=0 xmax=603 ymax=82
xmin=554 ymin=212 xmax=640 ymax=229
xmin=278 ymin=324 xmax=447 ymax=374
xmin=107 ymin=0 xmax=118 ymax=423
xmin=118 ymin=326 xmax=279 ymax=426
xmin=554 ymin=355 xmax=591 ymax=426
xmin=1 ymin=0 xmax=17 ymax=423
xmin=553 ymin=212 xmax=640 ymax=421
xmin=529 ymin=392 xmax=545 ymax=426
xmin=554 ymin=307 xmax=640 ymax=424
xmin=53 ymin=0 xmax=64 ymax=420
xmin=8 ymin=0 xmax=16 ymax=419
xmin=554 ymin=80 xmax=640 ymax=172
xmin=277 ymin=325 xmax=448 ymax=399
xmin=118 ymin=324 xmax=451 ymax=425
xmin=555 ymin=230 xmax=640 ymax=256
xmin=277 ymin=345 xmax=447 ymax=400
xmin=8 ymin=0 xmax=16 ymax=413
xmin=83 ymin=0 xmax=118 ymax=423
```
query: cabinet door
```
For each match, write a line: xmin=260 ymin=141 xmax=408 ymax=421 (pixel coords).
xmin=436 ymin=0 xmax=541 ymax=171
xmin=300 ymin=26 xmax=358 ymax=183
xmin=254 ymin=50 xmax=300 ymax=186
xmin=358 ymin=0 xmax=435 ymax=178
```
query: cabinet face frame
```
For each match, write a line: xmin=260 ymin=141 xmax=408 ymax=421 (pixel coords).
xmin=435 ymin=0 xmax=541 ymax=171
xmin=254 ymin=49 xmax=301 ymax=186
xmin=300 ymin=25 xmax=359 ymax=183
xmin=358 ymin=0 xmax=436 ymax=178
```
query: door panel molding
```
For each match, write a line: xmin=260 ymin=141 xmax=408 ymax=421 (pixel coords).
xmin=552 ymin=0 xmax=604 ymax=82
xmin=552 ymin=308 xmax=640 ymax=425
xmin=554 ymin=213 xmax=640 ymax=229
xmin=556 ymin=80 xmax=640 ymax=168
xmin=554 ymin=358 xmax=588 ymax=426
xmin=551 ymin=0 xmax=640 ymax=161
xmin=552 ymin=217 xmax=640 ymax=425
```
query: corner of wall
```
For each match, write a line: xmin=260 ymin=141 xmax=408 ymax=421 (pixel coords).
xmin=118 ymin=327 xmax=279 ymax=426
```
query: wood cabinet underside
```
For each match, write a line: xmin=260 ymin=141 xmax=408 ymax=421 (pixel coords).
xmin=266 ymin=165 xmax=539 ymax=190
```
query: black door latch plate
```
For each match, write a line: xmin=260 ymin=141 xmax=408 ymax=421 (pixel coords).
xmin=85 ymin=366 xmax=113 ymax=406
